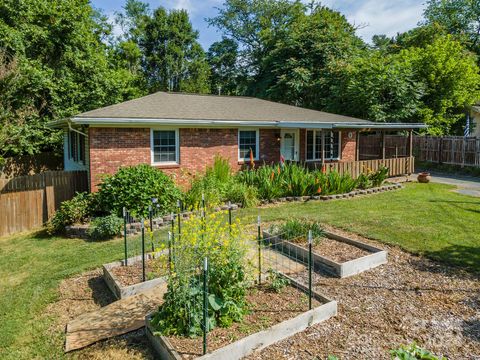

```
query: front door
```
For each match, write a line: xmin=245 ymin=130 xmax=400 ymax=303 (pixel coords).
xmin=280 ymin=129 xmax=299 ymax=161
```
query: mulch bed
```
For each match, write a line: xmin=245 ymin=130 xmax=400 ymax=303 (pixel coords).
xmin=110 ymin=257 xmax=168 ymax=287
xmin=166 ymin=284 xmax=321 ymax=359
xmin=290 ymin=236 xmax=372 ymax=263
xmin=246 ymin=227 xmax=480 ymax=360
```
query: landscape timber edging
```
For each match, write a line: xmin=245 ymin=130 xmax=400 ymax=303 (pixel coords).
xmin=262 ymin=230 xmax=388 ymax=278
xmin=102 ymin=250 xmax=168 ymax=300
xmin=145 ymin=274 xmax=337 ymax=360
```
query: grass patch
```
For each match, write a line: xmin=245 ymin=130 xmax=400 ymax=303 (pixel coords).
xmin=0 ymin=231 xmax=165 ymax=359
xmin=0 ymin=182 xmax=478 ymax=358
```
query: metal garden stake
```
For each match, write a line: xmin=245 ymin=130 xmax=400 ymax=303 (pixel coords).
xmin=308 ymin=230 xmax=313 ymax=310
xmin=203 ymin=257 xmax=209 ymax=355
xmin=141 ymin=218 xmax=146 ymax=282
xmin=177 ymin=200 xmax=181 ymax=235
xmin=257 ymin=215 xmax=261 ymax=284
xmin=149 ymin=205 xmax=154 ymax=252
xmin=123 ymin=207 xmax=127 ymax=266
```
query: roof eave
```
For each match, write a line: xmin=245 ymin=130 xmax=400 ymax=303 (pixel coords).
xmin=47 ymin=117 xmax=426 ymax=130
xmin=333 ymin=123 xmax=427 ymax=130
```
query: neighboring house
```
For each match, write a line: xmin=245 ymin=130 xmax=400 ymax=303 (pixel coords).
xmin=470 ymin=106 xmax=480 ymax=137
xmin=49 ymin=92 xmax=425 ymax=191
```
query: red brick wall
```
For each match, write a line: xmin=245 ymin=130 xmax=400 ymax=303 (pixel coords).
xmin=89 ymin=127 xmax=150 ymax=191
xmin=88 ymin=127 xmax=357 ymax=191
xmin=340 ymin=130 xmax=356 ymax=162
xmin=88 ymin=127 xmax=281 ymax=190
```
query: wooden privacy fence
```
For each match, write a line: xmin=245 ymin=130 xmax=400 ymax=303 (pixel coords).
xmin=0 ymin=171 xmax=88 ymax=237
xmin=413 ymin=136 xmax=480 ymax=167
xmin=359 ymin=134 xmax=409 ymax=160
xmin=324 ymin=157 xmax=414 ymax=178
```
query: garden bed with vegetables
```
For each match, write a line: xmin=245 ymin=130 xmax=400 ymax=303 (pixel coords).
xmin=146 ymin=277 xmax=336 ymax=360
xmin=103 ymin=251 xmax=168 ymax=299
xmin=264 ymin=220 xmax=387 ymax=278
xmin=143 ymin=210 xmax=336 ymax=360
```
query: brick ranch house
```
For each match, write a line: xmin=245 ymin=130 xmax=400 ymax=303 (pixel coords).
xmin=49 ymin=92 xmax=425 ymax=191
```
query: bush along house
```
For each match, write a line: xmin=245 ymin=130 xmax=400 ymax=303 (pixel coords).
xmin=48 ymin=91 xmax=426 ymax=190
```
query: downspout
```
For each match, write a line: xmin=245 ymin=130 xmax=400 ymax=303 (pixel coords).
xmin=67 ymin=120 xmax=88 ymax=137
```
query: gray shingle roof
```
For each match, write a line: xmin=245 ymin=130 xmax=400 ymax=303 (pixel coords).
xmin=75 ymin=91 xmax=372 ymax=124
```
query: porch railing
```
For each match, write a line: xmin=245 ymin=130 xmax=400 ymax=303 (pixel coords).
xmin=324 ymin=157 xmax=414 ymax=178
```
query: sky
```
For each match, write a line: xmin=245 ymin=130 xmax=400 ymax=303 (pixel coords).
xmin=91 ymin=0 xmax=427 ymax=49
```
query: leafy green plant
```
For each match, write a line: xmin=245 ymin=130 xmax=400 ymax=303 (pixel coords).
xmin=87 ymin=214 xmax=123 ymax=241
xmin=267 ymin=269 xmax=290 ymax=293
xmin=390 ymin=343 xmax=446 ymax=360
xmin=46 ymin=192 xmax=97 ymax=234
xmin=97 ymin=164 xmax=182 ymax=217
xmin=224 ymin=181 xmax=259 ymax=208
xmin=149 ymin=211 xmax=252 ymax=337
xmin=356 ymin=172 xmax=371 ymax=189
xmin=270 ymin=219 xmax=324 ymax=244
xmin=369 ymin=166 xmax=389 ymax=187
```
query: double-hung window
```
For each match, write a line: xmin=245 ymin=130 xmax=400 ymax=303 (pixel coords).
xmin=68 ymin=130 xmax=85 ymax=164
xmin=151 ymin=129 xmax=179 ymax=164
xmin=238 ymin=129 xmax=259 ymax=161
xmin=306 ymin=130 xmax=341 ymax=161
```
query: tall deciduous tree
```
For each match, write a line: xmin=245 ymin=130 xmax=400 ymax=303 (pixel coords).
xmin=423 ymin=0 xmax=480 ymax=56
xmin=0 ymin=0 xmax=137 ymax=157
xmin=261 ymin=4 xmax=365 ymax=108
xmin=207 ymin=38 xmax=241 ymax=95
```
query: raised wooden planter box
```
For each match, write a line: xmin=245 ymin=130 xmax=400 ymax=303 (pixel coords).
xmin=102 ymin=250 xmax=168 ymax=300
xmin=145 ymin=274 xmax=337 ymax=360
xmin=262 ymin=230 xmax=387 ymax=278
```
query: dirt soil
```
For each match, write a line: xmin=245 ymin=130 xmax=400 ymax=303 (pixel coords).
xmin=290 ymin=236 xmax=372 ymax=263
xmin=110 ymin=258 xmax=168 ymax=287
xmin=166 ymin=284 xmax=321 ymax=359
xmin=246 ymin=228 xmax=480 ymax=360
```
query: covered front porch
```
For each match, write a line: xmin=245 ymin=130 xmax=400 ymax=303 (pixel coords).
xmin=274 ymin=124 xmax=420 ymax=178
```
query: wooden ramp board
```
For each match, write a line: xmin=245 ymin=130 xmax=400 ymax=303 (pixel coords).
xmin=65 ymin=283 xmax=167 ymax=352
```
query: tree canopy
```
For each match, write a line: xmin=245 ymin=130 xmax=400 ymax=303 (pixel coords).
xmin=1 ymin=0 xmax=480 ymax=162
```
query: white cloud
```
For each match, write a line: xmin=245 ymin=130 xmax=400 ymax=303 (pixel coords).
xmin=347 ymin=0 xmax=426 ymax=42
xmin=316 ymin=0 xmax=426 ymax=42
xmin=162 ymin=0 xmax=223 ymax=16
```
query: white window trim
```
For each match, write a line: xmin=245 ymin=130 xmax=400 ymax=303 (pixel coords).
xmin=150 ymin=128 xmax=180 ymax=165
xmin=238 ymin=128 xmax=260 ymax=162
xmin=305 ymin=130 xmax=341 ymax=162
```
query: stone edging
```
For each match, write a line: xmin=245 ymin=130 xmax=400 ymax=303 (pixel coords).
xmin=259 ymin=183 xmax=403 ymax=205
xmin=102 ymin=250 xmax=168 ymax=299
xmin=145 ymin=273 xmax=337 ymax=360
xmin=262 ymin=230 xmax=388 ymax=278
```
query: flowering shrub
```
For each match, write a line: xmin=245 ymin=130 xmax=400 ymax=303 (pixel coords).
xmin=149 ymin=211 xmax=253 ymax=337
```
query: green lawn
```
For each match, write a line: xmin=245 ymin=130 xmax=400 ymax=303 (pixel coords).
xmin=0 ymin=182 xmax=478 ymax=359
xmin=243 ymin=182 xmax=480 ymax=273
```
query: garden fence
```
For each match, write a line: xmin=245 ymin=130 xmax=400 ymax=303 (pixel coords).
xmin=413 ymin=136 xmax=480 ymax=167
xmin=120 ymin=204 xmax=316 ymax=356
xmin=0 ymin=170 xmax=88 ymax=237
